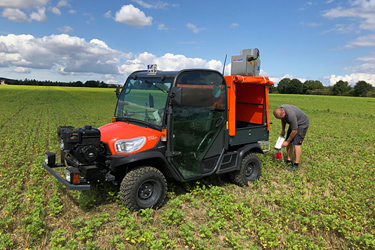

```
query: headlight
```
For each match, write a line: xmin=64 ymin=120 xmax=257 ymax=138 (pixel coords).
xmin=45 ymin=152 xmax=56 ymax=166
xmin=65 ymin=169 xmax=71 ymax=182
xmin=65 ymin=167 xmax=80 ymax=184
xmin=115 ymin=137 xmax=146 ymax=153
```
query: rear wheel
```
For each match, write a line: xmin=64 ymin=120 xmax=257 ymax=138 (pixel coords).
xmin=120 ymin=166 xmax=167 ymax=211
xmin=230 ymin=153 xmax=261 ymax=186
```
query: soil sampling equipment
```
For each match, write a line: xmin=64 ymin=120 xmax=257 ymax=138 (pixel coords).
xmin=274 ymin=136 xmax=285 ymax=161
xmin=43 ymin=49 xmax=274 ymax=211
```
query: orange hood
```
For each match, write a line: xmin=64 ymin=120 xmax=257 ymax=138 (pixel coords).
xmin=99 ymin=122 xmax=162 ymax=155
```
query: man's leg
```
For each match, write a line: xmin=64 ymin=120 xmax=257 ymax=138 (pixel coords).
xmin=294 ymin=145 xmax=301 ymax=164
xmin=287 ymin=143 xmax=293 ymax=162
xmin=288 ymin=127 xmax=307 ymax=171
xmin=288 ymin=145 xmax=301 ymax=172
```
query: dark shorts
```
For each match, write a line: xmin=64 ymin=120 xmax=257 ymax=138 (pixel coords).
xmin=287 ymin=126 xmax=308 ymax=146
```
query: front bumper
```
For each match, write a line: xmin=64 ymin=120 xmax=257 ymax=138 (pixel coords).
xmin=42 ymin=162 xmax=91 ymax=190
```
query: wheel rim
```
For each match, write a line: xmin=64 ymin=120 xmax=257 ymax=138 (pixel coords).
xmin=138 ymin=181 xmax=154 ymax=200
xmin=245 ymin=162 xmax=255 ymax=178
xmin=137 ymin=180 xmax=161 ymax=207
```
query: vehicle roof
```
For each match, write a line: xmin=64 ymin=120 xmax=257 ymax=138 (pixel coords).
xmin=128 ymin=70 xmax=179 ymax=78
xmin=128 ymin=68 xmax=222 ymax=78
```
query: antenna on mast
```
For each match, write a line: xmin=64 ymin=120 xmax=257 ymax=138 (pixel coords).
xmin=222 ymin=54 xmax=227 ymax=75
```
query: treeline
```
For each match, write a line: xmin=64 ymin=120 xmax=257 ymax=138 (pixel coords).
xmin=3 ymin=77 xmax=375 ymax=97
xmin=269 ymin=78 xmax=375 ymax=97
xmin=3 ymin=78 xmax=118 ymax=88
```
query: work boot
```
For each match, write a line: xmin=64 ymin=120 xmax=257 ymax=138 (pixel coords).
xmin=284 ymin=160 xmax=292 ymax=167
xmin=288 ymin=163 xmax=299 ymax=172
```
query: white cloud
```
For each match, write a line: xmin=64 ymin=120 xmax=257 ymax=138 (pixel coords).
xmin=57 ymin=26 xmax=73 ymax=33
xmin=104 ymin=10 xmax=112 ymax=18
xmin=68 ymin=9 xmax=76 ymax=14
xmin=2 ymin=6 xmax=47 ymax=22
xmin=158 ymin=23 xmax=167 ymax=30
xmin=0 ymin=41 xmax=16 ymax=53
xmin=51 ymin=7 xmax=61 ymax=15
xmin=119 ymin=52 xmax=223 ymax=76
xmin=270 ymin=74 xmax=307 ymax=85
xmin=14 ymin=67 xmax=31 ymax=73
xmin=0 ymin=34 xmax=131 ymax=75
xmin=131 ymin=0 xmax=169 ymax=9
xmin=1 ymin=8 xmax=29 ymax=22
xmin=30 ymin=7 xmax=47 ymax=22
xmin=321 ymin=1 xmax=375 ymax=85
xmin=57 ymin=0 xmax=71 ymax=8
xmin=0 ymin=0 xmax=48 ymax=9
xmin=90 ymin=39 xmax=109 ymax=48
xmin=104 ymin=74 xmax=115 ymax=80
xmin=356 ymin=52 xmax=375 ymax=62
xmin=230 ymin=23 xmax=239 ymax=28
xmin=323 ymin=1 xmax=375 ymax=30
xmin=345 ymin=63 xmax=375 ymax=74
xmin=0 ymin=0 xmax=48 ymax=22
xmin=115 ymin=4 xmax=152 ymax=27
xmin=187 ymin=23 xmax=205 ymax=33
xmin=104 ymin=74 xmax=117 ymax=84
xmin=328 ymin=73 xmax=375 ymax=86
xmin=322 ymin=23 xmax=359 ymax=34
xmin=345 ymin=34 xmax=375 ymax=48
xmin=344 ymin=52 xmax=375 ymax=76
xmin=2 ymin=33 xmax=322 ymax=86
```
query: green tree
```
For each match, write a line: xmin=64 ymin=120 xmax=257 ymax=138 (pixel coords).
xmin=332 ymin=80 xmax=351 ymax=96
xmin=98 ymin=81 xmax=108 ymax=88
xmin=303 ymin=80 xmax=324 ymax=94
xmin=354 ymin=81 xmax=373 ymax=97
xmin=277 ymin=78 xmax=291 ymax=94
xmin=85 ymin=80 xmax=100 ymax=87
xmin=288 ymin=79 xmax=303 ymax=94
xmin=268 ymin=85 xmax=277 ymax=93
xmin=73 ymin=81 xmax=84 ymax=87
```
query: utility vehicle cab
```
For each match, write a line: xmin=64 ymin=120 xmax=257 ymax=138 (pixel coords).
xmin=43 ymin=49 xmax=274 ymax=211
xmin=110 ymin=68 xmax=228 ymax=180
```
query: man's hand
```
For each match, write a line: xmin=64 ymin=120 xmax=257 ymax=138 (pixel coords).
xmin=282 ymin=141 xmax=289 ymax=147
xmin=280 ymin=131 xmax=285 ymax=137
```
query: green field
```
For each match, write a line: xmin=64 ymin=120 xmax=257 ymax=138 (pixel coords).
xmin=0 ymin=85 xmax=374 ymax=249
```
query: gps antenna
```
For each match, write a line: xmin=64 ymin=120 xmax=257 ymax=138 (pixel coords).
xmin=222 ymin=54 xmax=227 ymax=75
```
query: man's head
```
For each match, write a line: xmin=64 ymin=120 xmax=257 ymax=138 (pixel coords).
xmin=273 ymin=108 xmax=285 ymax=119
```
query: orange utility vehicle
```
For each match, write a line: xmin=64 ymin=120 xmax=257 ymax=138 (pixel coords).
xmin=43 ymin=49 xmax=274 ymax=211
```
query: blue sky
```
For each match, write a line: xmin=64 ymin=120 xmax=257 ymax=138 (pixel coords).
xmin=0 ymin=0 xmax=375 ymax=86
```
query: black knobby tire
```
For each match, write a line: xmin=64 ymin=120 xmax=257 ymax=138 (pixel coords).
xmin=230 ymin=153 xmax=261 ymax=186
xmin=120 ymin=166 xmax=167 ymax=212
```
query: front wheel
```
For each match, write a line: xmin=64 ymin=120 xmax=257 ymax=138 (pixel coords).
xmin=120 ymin=166 xmax=167 ymax=212
xmin=230 ymin=153 xmax=261 ymax=186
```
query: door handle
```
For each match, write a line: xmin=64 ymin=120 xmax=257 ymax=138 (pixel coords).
xmin=215 ymin=116 xmax=224 ymax=128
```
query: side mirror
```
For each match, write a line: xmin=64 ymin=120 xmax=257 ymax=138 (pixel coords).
xmin=169 ymin=87 xmax=182 ymax=106
xmin=115 ymin=85 xmax=120 ymax=99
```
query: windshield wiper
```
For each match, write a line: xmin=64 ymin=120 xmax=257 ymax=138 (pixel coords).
xmin=145 ymin=80 xmax=167 ymax=93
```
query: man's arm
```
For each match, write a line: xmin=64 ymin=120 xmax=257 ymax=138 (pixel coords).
xmin=282 ymin=129 xmax=297 ymax=147
xmin=281 ymin=120 xmax=286 ymax=137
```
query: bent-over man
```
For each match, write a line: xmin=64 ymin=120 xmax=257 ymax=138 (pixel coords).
xmin=273 ymin=104 xmax=309 ymax=171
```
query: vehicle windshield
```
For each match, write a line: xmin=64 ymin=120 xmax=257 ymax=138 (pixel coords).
xmin=115 ymin=77 xmax=173 ymax=127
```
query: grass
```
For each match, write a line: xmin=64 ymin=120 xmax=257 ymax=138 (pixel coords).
xmin=0 ymin=85 xmax=374 ymax=249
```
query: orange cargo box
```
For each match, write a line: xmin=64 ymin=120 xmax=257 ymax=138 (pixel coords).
xmin=224 ymin=75 xmax=274 ymax=136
